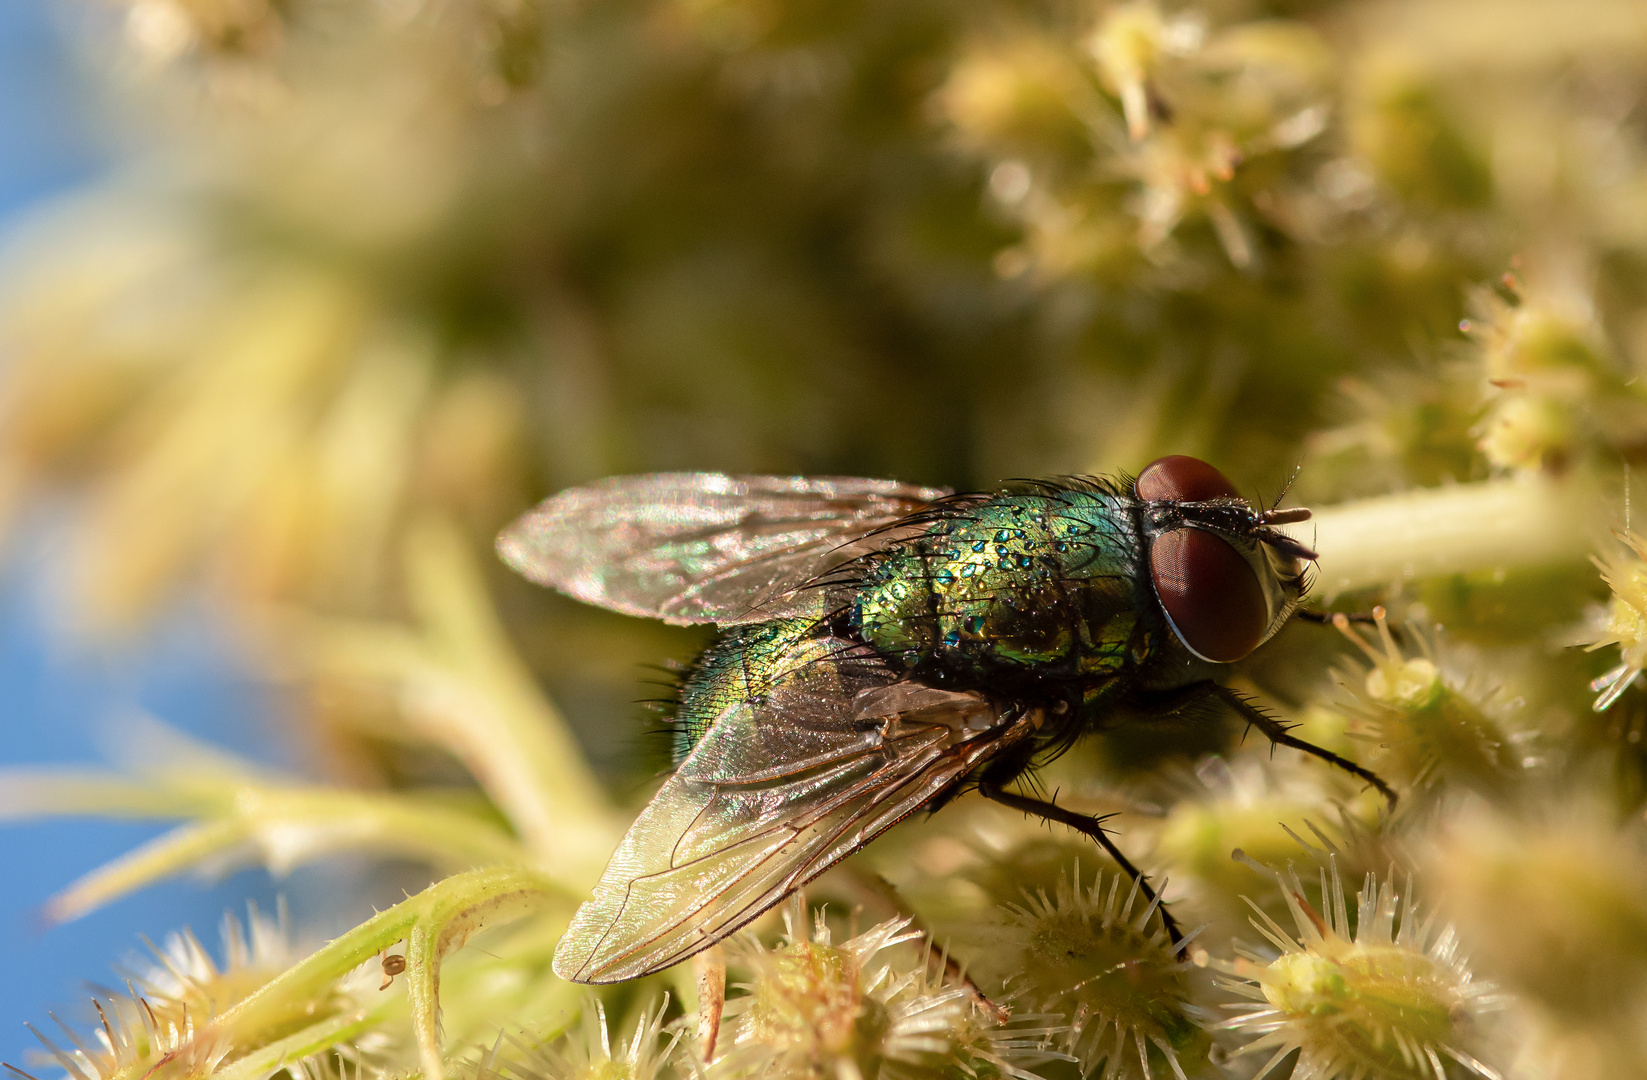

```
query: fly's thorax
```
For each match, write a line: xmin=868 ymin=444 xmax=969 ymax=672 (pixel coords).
xmin=851 ymin=488 xmax=1156 ymax=680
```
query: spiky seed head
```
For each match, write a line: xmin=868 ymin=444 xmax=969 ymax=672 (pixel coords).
xmin=1210 ymin=856 xmax=1502 ymax=1080
xmin=1459 ymin=268 xmax=1629 ymax=474
xmin=464 ymin=997 xmax=677 ymax=1080
xmin=979 ymin=864 xmax=1207 ymax=1080
xmin=1088 ymin=4 xmax=1183 ymax=140
xmin=1331 ymin=610 xmax=1518 ymax=795
xmin=727 ymin=903 xmax=904 ymax=1072
xmin=497 ymin=997 xmax=679 ymax=1080
xmin=20 ymin=903 xmax=350 ymax=1080
xmin=136 ymin=903 xmax=308 ymax=1023
xmin=1585 ymin=531 xmax=1647 ymax=710
xmin=716 ymin=898 xmax=1058 ymax=1080
xmin=1334 ymin=609 xmax=1442 ymax=710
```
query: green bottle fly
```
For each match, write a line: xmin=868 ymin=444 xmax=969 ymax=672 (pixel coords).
xmin=499 ymin=456 xmax=1393 ymax=983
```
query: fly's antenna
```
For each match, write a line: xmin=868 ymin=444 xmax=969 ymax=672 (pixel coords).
xmin=1269 ymin=463 xmax=1303 ymax=512
xmin=1254 ymin=465 xmax=1309 ymax=529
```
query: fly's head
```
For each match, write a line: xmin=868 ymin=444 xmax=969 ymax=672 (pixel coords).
xmin=1134 ymin=455 xmax=1315 ymax=664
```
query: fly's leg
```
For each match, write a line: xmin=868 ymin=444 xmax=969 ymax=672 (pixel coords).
xmin=1194 ymin=682 xmax=1399 ymax=806
xmin=977 ymin=770 xmax=1185 ymax=952
xmin=1131 ymin=680 xmax=1398 ymax=805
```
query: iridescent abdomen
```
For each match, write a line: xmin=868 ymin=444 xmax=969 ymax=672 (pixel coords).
xmin=671 ymin=618 xmax=816 ymax=763
xmin=852 ymin=488 xmax=1150 ymax=683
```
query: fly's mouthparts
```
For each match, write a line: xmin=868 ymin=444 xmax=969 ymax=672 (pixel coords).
xmin=1258 ymin=528 xmax=1319 ymax=562
xmin=1255 ymin=505 xmax=1316 ymax=561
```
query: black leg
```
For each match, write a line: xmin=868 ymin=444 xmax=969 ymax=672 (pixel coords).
xmin=978 ymin=779 xmax=1185 ymax=951
xmin=1204 ymin=683 xmax=1398 ymax=806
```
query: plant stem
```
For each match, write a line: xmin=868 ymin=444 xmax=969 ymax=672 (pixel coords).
xmin=1281 ymin=476 xmax=1605 ymax=597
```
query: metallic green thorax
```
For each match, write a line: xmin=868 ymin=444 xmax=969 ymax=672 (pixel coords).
xmin=851 ymin=488 xmax=1149 ymax=680
xmin=672 ymin=486 xmax=1161 ymax=763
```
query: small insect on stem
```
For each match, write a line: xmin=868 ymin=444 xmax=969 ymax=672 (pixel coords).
xmin=379 ymin=950 xmax=408 ymax=990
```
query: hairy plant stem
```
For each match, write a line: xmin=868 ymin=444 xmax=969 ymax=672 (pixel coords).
xmin=1281 ymin=476 xmax=1605 ymax=598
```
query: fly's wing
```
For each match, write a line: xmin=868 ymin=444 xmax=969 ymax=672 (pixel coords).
xmin=496 ymin=473 xmax=949 ymax=625
xmin=550 ymin=635 xmax=1034 ymax=983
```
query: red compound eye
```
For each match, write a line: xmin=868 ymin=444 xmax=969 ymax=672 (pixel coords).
xmin=1135 ymin=455 xmax=1241 ymax=502
xmin=1149 ymin=528 xmax=1267 ymax=663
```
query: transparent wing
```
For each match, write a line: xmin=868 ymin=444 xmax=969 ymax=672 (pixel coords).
xmin=496 ymin=473 xmax=949 ymax=625
xmin=550 ymin=634 xmax=1034 ymax=983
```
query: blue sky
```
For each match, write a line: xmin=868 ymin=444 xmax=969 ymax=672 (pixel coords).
xmin=0 ymin=2 xmax=282 ymax=1062
xmin=0 ymin=0 xmax=100 ymax=211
